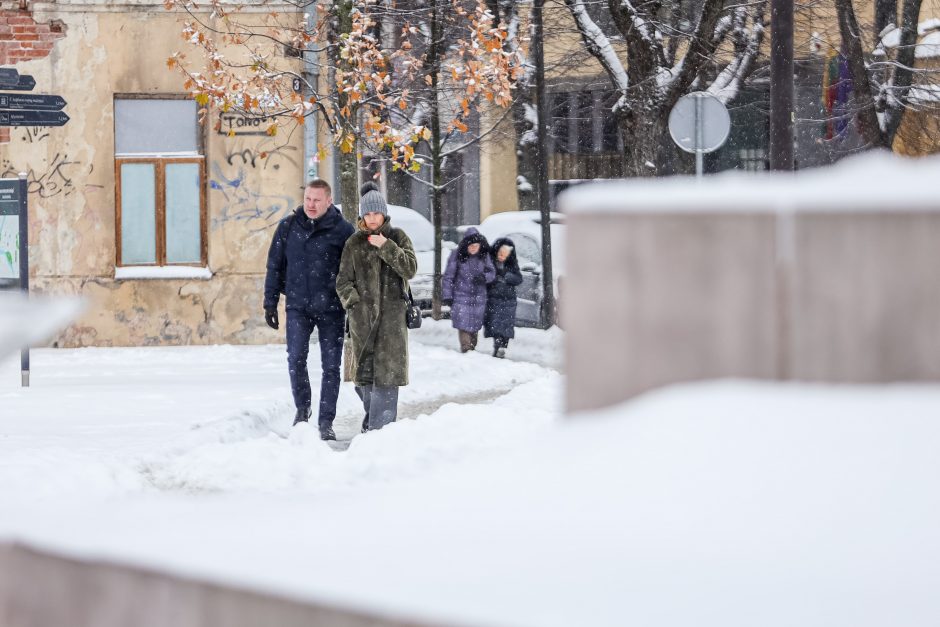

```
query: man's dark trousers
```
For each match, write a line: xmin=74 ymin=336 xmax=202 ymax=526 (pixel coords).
xmin=286 ymin=309 xmax=345 ymax=427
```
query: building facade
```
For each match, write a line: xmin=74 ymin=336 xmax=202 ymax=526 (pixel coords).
xmin=1 ymin=1 xmax=313 ymax=347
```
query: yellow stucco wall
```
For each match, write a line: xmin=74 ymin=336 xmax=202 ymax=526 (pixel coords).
xmin=1 ymin=8 xmax=307 ymax=346
xmin=479 ymin=108 xmax=518 ymax=221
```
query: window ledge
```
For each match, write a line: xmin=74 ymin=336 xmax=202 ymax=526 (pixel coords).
xmin=115 ymin=266 xmax=213 ymax=281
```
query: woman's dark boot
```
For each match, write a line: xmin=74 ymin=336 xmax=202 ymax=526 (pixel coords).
xmin=293 ymin=406 xmax=311 ymax=426
xmin=459 ymin=331 xmax=473 ymax=353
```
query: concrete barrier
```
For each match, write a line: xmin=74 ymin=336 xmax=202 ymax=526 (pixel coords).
xmin=0 ymin=542 xmax=444 ymax=627
xmin=561 ymin=154 xmax=940 ymax=412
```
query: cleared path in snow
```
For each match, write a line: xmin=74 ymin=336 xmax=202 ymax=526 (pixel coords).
xmin=0 ymin=331 xmax=560 ymax=502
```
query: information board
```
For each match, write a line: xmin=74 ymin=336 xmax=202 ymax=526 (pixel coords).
xmin=0 ymin=179 xmax=20 ymax=280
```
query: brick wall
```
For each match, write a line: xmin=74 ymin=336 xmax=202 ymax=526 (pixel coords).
xmin=0 ymin=9 xmax=66 ymax=143
xmin=0 ymin=10 xmax=65 ymax=64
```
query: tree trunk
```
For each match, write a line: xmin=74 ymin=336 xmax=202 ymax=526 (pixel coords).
xmin=511 ymin=94 xmax=539 ymax=213
xmin=883 ymin=0 xmax=925 ymax=142
xmin=331 ymin=0 xmax=360 ymax=221
xmin=834 ymin=0 xmax=889 ymax=148
xmin=874 ymin=0 xmax=898 ymax=37
xmin=428 ymin=0 xmax=445 ymax=320
xmin=620 ymin=105 xmax=668 ymax=177
xmin=338 ymin=150 xmax=359 ymax=223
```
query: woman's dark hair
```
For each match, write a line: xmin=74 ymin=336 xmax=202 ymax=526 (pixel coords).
xmin=457 ymin=230 xmax=490 ymax=261
xmin=489 ymin=237 xmax=519 ymax=272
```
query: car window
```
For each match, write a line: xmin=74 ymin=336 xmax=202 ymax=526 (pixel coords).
xmin=508 ymin=233 xmax=541 ymax=265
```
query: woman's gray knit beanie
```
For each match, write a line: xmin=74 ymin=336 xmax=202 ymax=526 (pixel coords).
xmin=359 ymin=181 xmax=387 ymax=217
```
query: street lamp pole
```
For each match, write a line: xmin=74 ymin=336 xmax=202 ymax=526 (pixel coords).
xmin=533 ymin=0 xmax=555 ymax=328
xmin=769 ymin=0 xmax=795 ymax=171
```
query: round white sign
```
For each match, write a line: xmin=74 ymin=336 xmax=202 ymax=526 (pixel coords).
xmin=668 ymin=91 xmax=731 ymax=154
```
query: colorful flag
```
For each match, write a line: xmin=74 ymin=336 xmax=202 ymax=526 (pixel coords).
xmin=822 ymin=49 xmax=854 ymax=140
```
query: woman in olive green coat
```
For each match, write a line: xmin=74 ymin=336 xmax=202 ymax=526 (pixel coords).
xmin=336 ymin=183 xmax=418 ymax=431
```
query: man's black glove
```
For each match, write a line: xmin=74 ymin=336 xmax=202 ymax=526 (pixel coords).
xmin=264 ymin=308 xmax=279 ymax=330
xmin=442 ymin=299 xmax=453 ymax=307
xmin=473 ymin=275 xmax=487 ymax=285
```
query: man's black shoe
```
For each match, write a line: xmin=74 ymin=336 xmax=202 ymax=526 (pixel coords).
xmin=319 ymin=424 xmax=336 ymax=440
xmin=361 ymin=412 xmax=370 ymax=434
xmin=293 ymin=407 xmax=312 ymax=426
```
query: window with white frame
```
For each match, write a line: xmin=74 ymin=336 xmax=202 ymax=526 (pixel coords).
xmin=114 ymin=97 xmax=206 ymax=267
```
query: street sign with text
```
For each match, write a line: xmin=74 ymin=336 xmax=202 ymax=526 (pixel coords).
xmin=0 ymin=73 xmax=36 ymax=92
xmin=0 ymin=94 xmax=66 ymax=111
xmin=0 ymin=110 xmax=69 ymax=127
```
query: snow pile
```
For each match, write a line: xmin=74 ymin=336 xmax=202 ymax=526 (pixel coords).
xmin=559 ymin=150 xmax=940 ymax=213
xmin=3 ymin=379 xmax=940 ymax=626
xmin=141 ymin=373 xmax=559 ymax=495
xmin=5 ymin=336 xmax=940 ymax=626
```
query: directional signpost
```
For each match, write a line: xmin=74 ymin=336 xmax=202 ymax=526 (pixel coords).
xmin=0 ymin=68 xmax=35 ymax=92
xmin=0 ymin=110 xmax=68 ymax=126
xmin=0 ymin=68 xmax=66 ymax=128
xmin=0 ymin=74 xmax=35 ymax=91
xmin=0 ymin=67 xmax=68 ymax=386
xmin=0 ymin=94 xmax=66 ymax=110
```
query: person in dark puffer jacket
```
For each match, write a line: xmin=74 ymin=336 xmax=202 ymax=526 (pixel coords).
xmin=483 ymin=238 xmax=523 ymax=358
xmin=442 ymin=228 xmax=496 ymax=353
xmin=263 ymin=179 xmax=355 ymax=440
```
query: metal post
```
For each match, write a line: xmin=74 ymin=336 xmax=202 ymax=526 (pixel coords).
xmin=694 ymin=94 xmax=704 ymax=177
xmin=769 ymin=0 xmax=794 ymax=171
xmin=533 ymin=0 xmax=555 ymax=328
xmin=18 ymin=171 xmax=28 ymax=387
xmin=303 ymin=9 xmax=319 ymax=183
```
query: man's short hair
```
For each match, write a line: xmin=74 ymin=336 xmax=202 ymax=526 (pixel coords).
xmin=306 ymin=178 xmax=331 ymax=195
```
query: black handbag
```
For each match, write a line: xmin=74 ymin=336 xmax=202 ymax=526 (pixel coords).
xmin=405 ymin=287 xmax=422 ymax=329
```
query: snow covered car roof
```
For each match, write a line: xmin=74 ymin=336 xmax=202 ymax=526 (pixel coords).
xmin=476 ymin=211 xmax=566 ymax=277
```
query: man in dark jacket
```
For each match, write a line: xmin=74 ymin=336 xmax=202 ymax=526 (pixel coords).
xmin=263 ymin=179 xmax=355 ymax=440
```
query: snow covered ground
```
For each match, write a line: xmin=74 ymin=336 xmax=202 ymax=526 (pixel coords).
xmin=3 ymin=321 xmax=940 ymax=626
xmin=0 ymin=319 xmax=559 ymax=503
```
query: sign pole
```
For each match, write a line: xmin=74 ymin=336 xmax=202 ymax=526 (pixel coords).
xmin=694 ymin=94 xmax=704 ymax=178
xmin=18 ymin=171 xmax=28 ymax=387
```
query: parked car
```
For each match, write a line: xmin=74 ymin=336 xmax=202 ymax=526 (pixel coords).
xmin=476 ymin=210 xmax=565 ymax=328
xmin=339 ymin=202 xmax=454 ymax=310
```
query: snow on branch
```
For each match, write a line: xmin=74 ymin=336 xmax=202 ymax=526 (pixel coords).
xmin=707 ymin=2 xmax=767 ymax=104
xmin=616 ymin=0 xmax=663 ymax=50
xmin=564 ymin=0 xmax=629 ymax=93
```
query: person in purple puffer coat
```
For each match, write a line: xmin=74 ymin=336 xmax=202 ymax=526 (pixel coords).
xmin=442 ymin=227 xmax=496 ymax=353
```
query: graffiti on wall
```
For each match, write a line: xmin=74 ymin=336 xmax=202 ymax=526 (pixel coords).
xmin=22 ymin=126 xmax=50 ymax=144
xmin=223 ymin=137 xmax=299 ymax=172
xmin=0 ymin=153 xmax=93 ymax=199
xmin=209 ymin=162 xmax=295 ymax=233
